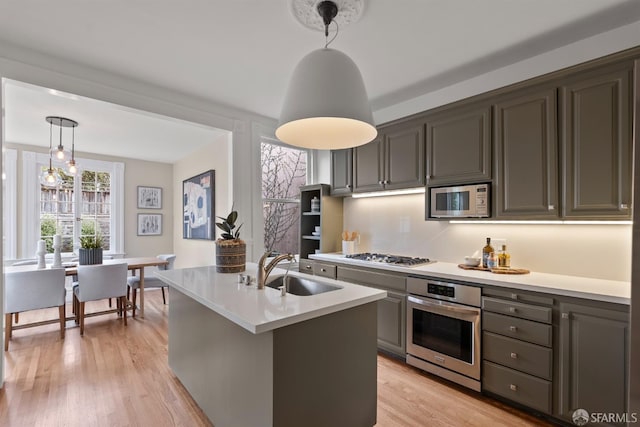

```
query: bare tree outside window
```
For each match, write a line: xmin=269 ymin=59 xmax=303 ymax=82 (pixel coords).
xmin=261 ymin=141 xmax=307 ymax=255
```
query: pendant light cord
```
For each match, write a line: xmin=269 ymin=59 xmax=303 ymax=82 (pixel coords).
xmin=324 ymin=20 xmax=339 ymax=48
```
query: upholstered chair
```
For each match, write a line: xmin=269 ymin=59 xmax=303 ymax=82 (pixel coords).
xmin=4 ymin=268 xmax=67 ymax=351
xmin=127 ymin=254 xmax=176 ymax=317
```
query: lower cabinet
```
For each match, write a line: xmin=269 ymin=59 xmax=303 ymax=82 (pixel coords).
xmin=337 ymin=265 xmax=407 ymax=358
xmin=376 ymin=290 xmax=406 ymax=356
xmin=481 ymin=292 xmax=554 ymax=415
xmin=556 ymin=301 xmax=629 ymax=426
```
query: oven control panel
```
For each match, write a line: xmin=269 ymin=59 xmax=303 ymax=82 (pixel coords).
xmin=407 ymin=277 xmax=482 ymax=307
xmin=428 ymin=283 xmax=455 ymax=298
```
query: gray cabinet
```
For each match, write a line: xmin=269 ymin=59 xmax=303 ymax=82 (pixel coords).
xmin=481 ymin=291 xmax=554 ymax=414
xmin=560 ymin=62 xmax=633 ymax=219
xmin=556 ymin=301 xmax=629 ymax=426
xmin=337 ymin=265 xmax=407 ymax=357
xmin=353 ymin=135 xmax=384 ymax=192
xmin=353 ymin=120 xmax=424 ymax=193
xmin=330 ymin=149 xmax=353 ymax=196
xmin=425 ymin=103 xmax=491 ymax=185
xmin=494 ymin=86 xmax=559 ymax=218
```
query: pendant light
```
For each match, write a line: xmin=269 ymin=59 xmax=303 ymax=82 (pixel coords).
xmin=41 ymin=118 xmax=62 ymax=187
xmin=276 ymin=0 xmax=376 ymax=150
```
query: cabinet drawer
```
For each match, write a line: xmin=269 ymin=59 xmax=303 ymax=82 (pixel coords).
xmin=483 ymin=312 xmax=552 ymax=347
xmin=483 ymin=287 xmax=554 ymax=306
xmin=482 ymin=297 xmax=552 ymax=324
xmin=483 ymin=361 xmax=552 ymax=414
xmin=337 ymin=266 xmax=406 ymax=292
xmin=299 ymin=259 xmax=314 ymax=274
xmin=313 ymin=262 xmax=336 ymax=279
xmin=483 ymin=332 xmax=552 ymax=380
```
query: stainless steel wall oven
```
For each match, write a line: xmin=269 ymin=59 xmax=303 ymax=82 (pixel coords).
xmin=406 ymin=277 xmax=482 ymax=391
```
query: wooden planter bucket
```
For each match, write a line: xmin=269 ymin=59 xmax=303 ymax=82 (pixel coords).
xmin=215 ymin=240 xmax=246 ymax=273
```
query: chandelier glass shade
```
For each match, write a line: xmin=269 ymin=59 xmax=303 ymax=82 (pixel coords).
xmin=41 ymin=116 xmax=79 ymax=187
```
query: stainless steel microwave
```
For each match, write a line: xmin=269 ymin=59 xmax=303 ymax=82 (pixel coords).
xmin=429 ymin=183 xmax=490 ymax=218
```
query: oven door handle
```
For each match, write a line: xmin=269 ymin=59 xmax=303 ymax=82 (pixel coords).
xmin=408 ymin=295 xmax=480 ymax=317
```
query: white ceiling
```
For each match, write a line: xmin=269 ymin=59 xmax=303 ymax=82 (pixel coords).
xmin=1 ymin=0 xmax=638 ymax=162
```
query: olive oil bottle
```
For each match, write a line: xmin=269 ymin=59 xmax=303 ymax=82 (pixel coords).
xmin=498 ymin=244 xmax=511 ymax=268
xmin=482 ymin=237 xmax=493 ymax=268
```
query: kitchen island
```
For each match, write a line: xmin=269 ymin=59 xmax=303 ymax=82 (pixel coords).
xmin=156 ymin=263 xmax=386 ymax=427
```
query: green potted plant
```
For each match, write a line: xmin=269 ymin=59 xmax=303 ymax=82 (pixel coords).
xmin=215 ymin=209 xmax=245 ymax=273
xmin=78 ymin=233 xmax=104 ymax=265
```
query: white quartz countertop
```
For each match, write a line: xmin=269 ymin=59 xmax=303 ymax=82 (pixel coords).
xmin=309 ymin=253 xmax=630 ymax=305
xmin=155 ymin=262 xmax=387 ymax=334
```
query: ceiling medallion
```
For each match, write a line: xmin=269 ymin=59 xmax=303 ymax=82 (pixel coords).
xmin=290 ymin=0 xmax=364 ymax=32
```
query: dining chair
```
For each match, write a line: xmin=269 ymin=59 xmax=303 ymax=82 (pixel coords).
xmin=73 ymin=263 xmax=128 ymax=336
xmin=127 ymin=254 xmax=176 ymax=317
xmin=4 ymin=268 xmax=67 ymax=351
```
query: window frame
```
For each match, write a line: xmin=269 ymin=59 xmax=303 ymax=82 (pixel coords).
xmin=259 ymin=136 xmax=310 ymax=256
xmin=22 ymin=151 xmax=124 ymax=258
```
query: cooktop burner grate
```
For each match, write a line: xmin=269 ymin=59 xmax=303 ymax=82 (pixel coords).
xmin=345 ymin=253 xmax=433 ymax=267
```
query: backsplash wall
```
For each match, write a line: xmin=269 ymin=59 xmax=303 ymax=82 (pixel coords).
xmin=342 ymin=194 xmax=632 ymax=282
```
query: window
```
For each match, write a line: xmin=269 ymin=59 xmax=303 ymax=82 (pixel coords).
xmin=261 ymin=140 xmax=307 ymax=255
xmin=22 ymin=151 xmax=124 ymax=258
xmin=40 ymin=168 xmax=111 ymax=253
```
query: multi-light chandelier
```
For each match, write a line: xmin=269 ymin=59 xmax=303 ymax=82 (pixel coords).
xmin=40 ymin=116 xmax=79 ymax=187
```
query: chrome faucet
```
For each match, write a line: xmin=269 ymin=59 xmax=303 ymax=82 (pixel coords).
xmin=257 ymin=251 xmax=294 ymax=289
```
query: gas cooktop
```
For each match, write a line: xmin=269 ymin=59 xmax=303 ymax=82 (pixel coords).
xmin=345 ymin=253 xmax=434 ymax=267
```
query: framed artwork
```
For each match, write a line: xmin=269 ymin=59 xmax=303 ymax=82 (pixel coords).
xmin=183 ymin=170 xmax=215 ymax=240
xmin=137 ymin=186 xmax=162 ymax=209
xmin=137 ymin=213 xmax=162 ymax=236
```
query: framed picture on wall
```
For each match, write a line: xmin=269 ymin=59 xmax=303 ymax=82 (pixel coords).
xmin=137 ymin=186 xmax=162 ymax=209
xmin=183 ymin=170 xmax=215 ymax=240
xmin=137 ymin=213 xmax=162 ymax=236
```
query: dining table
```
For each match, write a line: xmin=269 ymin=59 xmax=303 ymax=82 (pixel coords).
xmin=5 ymin=256 xmax=168 ymax=319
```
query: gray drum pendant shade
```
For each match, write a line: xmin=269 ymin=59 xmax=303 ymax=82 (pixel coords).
xmin=276 ymin=47 xmax=377 ymax=150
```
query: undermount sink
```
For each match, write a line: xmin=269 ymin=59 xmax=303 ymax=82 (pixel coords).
xmin=266 ymin=275 xmax=342 ymax=296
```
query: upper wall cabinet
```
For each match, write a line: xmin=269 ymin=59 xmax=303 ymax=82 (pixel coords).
xmin=560 ymin=62 xmax=633 ymax=219
xmin=353 ymin=120 xmax=425 ymax=193
xmin=330 ymin=149 xmax=353 ymax=196
xmin=494 ymin=86 xmax=558 ymax=219
xmin=426 ymin=103 xmax=491 ymax=185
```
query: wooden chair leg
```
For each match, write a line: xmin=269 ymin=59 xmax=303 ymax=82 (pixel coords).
xmin=14 ymin=313 xmax=19 ymax=324
xmin=5 ymin=313 xmax=12 ymax=351
xmin=108 ymin=298 xmax=112 ymax=308
xmin=59 ymin=305 xmax=66 ymax=340
xmin=122 ymin=296 xmax=127 ymax=326
xmin=161 ymin=287 xmax=166 ymax=305
xmin=74 ymin=295 xmax=80 ymax=325
xmin=79 ymin=302 xmax=85 ymax=336
xmin=132 ymin=288 xmax=137 ymax=318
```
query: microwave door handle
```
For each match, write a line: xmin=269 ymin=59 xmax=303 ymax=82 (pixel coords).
xmin=408 ymin=295 xmax=480 ymax=317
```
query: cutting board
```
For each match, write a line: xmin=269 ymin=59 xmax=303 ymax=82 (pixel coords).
xmin=457 ymin=264 xmax=530 ymax=275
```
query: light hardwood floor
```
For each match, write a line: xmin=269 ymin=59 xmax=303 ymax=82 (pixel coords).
xmin=0 ymin=291 xmax=556 ymax=426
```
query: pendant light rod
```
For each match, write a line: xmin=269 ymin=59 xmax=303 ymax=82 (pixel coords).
xmin=317 ymin=1 xmax=338 ymax=37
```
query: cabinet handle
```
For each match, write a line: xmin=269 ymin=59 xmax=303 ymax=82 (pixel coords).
xmin=320 ymin=268 xmax=326 ymax=272
xmin=509 ymin=384 xmax=517 ymax=392
xmin=620 ymin=203 xmax=628 ymax=209
xmin=434 ymin=355 xmax=445 ymax=363
xmin=510 ymin=293 xmax=518 ymax=300
xmin=378 ymin=180 xmax=384 ymax=186
xmin=509 ymin=307 xmax=517 ymax=313
xmin=548 ymin=205 xmax=555 ymax=211
xmin=384 ymin=180 xmax=390 ymax=184
xmin=346 ymin=184 xmax=351 ymax=189
xmin=305 ymin=265 xmax=312 ymax=270
xmin=510 ymin=352 xmax=518 ymax=359
xmin=509 ymin=326 xmax=517 ymax=332
xmin=562 ymin=312 xmax=569 ymax=319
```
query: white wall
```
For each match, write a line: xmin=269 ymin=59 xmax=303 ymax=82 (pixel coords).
xmin=343 ymin=194 xmax=631 ymax=281
xmin=172 ymin=132 xmax=232 ymax=268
